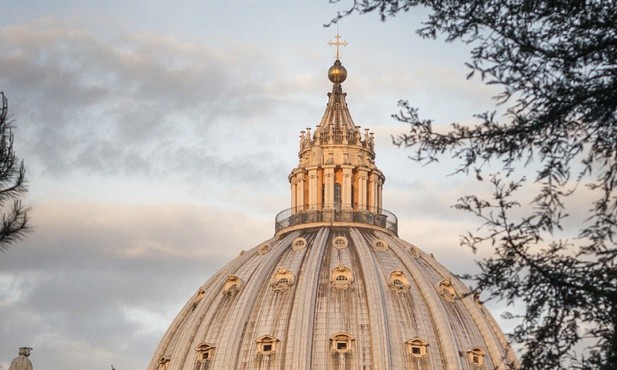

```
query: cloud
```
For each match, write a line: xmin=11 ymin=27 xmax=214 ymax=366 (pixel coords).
xmin=0 ymin=9 xmax=531 ymax=370
xmin=0 ymin=200 xmax=272 ymax=369
xmin=0 ymin=19 xmax=285 ymax=181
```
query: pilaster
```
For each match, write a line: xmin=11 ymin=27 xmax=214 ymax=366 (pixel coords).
xmin=341 ymin=165 xmax=354 ymax=211
xmin=356 ymin=169 xmax=368 ymax=211
xmin=323 ymin=165 xmax=336 ymax=210
xmin=307 ymin=167 xmax=319 ymax=211
xmin=296 ymin=172 xmax=305 ymax=212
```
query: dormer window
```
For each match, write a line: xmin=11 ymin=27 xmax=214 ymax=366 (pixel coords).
xmin=438 ymin=278 xmax=457 ymax=302
xmin=271 ymin=267 xmax=295 ymax=292
xmin=331 ymin=265 xmax=353 ymax=290
xmin=191 ymin=288 xmax=206 ymax=311
xmin=467 ymin=347 xmax=485 ymax=367
xmin=330 ymin=333 xmax=354 ymax=354
xmin=389 ymin=270 xmax=410 ymax=293
xmin=405 ymin=338 xmax=428 ymax=358
xmin=222 ymin=275 xmax=241 ymax=297
xmin=256 ymin=335 xmax=279 ymax=356
xmin=194 ymin=343 xmax=215 ymax=369
xmin=157 ymin=356 xmax=171 ymax=370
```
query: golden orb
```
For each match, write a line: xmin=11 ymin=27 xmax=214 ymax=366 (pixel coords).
xmin=328 ymin=60 xmax=347 ymax=83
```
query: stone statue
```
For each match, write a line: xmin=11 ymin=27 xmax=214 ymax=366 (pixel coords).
xmin=8 ymin=347 xmax=33 ymax=370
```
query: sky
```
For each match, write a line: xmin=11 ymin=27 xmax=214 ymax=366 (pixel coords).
xmin=0 ymin=1 xmax=520 ymax=368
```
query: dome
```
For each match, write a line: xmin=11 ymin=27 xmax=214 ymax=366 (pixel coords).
xmin=149 ymin=38 xmax=518 ymax=370
xmin=150 ymin=228 xmax=517 ymax=369
xmin=8 ymin=347 xmax=33 ymax=370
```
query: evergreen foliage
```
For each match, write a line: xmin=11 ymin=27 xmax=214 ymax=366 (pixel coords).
xmin=0 ymin=92 xmax=29 ymax=252
xmin=330 ymin=1 xmax=617 ymax=368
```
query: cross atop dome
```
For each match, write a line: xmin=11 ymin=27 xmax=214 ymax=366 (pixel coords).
xmin=327 ymin=32 xmax=348 ymax=60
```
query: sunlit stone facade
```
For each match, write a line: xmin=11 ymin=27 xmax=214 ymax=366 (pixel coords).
xmin=149 ymin=39 xmax=519 ymax=370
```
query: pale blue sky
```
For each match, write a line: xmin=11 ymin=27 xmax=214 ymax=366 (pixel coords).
xmin=0 ymin=1 xmax=515 ymax=368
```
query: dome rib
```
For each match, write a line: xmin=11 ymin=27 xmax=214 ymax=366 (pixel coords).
xmin=285 ymin=227 xmax=328 ymax=367
xmin=219 ymin=231 xmax=299 ymax=368
xmin=349 ymin=228 xmax=393 ymax=368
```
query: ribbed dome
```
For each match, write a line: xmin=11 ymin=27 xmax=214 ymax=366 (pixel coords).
xmin=149 ymin=37 xmax=518 ymax=370
xmin=150 ymin=227 xmax=517 ymax=369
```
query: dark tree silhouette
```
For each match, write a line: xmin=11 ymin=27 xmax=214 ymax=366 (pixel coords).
xmin=0 ymin=92 xmax=28 ymax=252
xmin=330 ymin=1 xmax=617 ymax=369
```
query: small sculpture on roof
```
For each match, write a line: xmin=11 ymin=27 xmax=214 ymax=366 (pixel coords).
xmin=8 ymin=347 xmax=33 ymax=370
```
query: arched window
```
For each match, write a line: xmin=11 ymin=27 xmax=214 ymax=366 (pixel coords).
xmin=331 ymin=265 xmax=353 ymax=290
xmin=334 ymin=183 xmax=342 ymax=210
xmin=389 ymin=270 xmax=410 ymax=293
xmin=271 ymin=267 xmax=295 ymax=292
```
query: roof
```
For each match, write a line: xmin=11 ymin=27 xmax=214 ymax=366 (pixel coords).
xmin=149 ymin=226 xmax=518 ymax=369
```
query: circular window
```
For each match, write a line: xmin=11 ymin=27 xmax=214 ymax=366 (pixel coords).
xmin=257 ymin=244 xmax=270 ymax=255
xmin=332 ymin=236 xmax=348 ymax=249
xmin=439 ymin=278 xmax=457 ymax=302
xmin=292 ymin=237 xmax=307 ymax=251
xmin=408 ymin=245 xmax=420 ymax=258
xmin=373 ymin=239 xmax=389 ymax=252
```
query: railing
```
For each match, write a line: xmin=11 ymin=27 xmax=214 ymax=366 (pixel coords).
xmin=275 ymin=207 xmax=398 ymax=235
